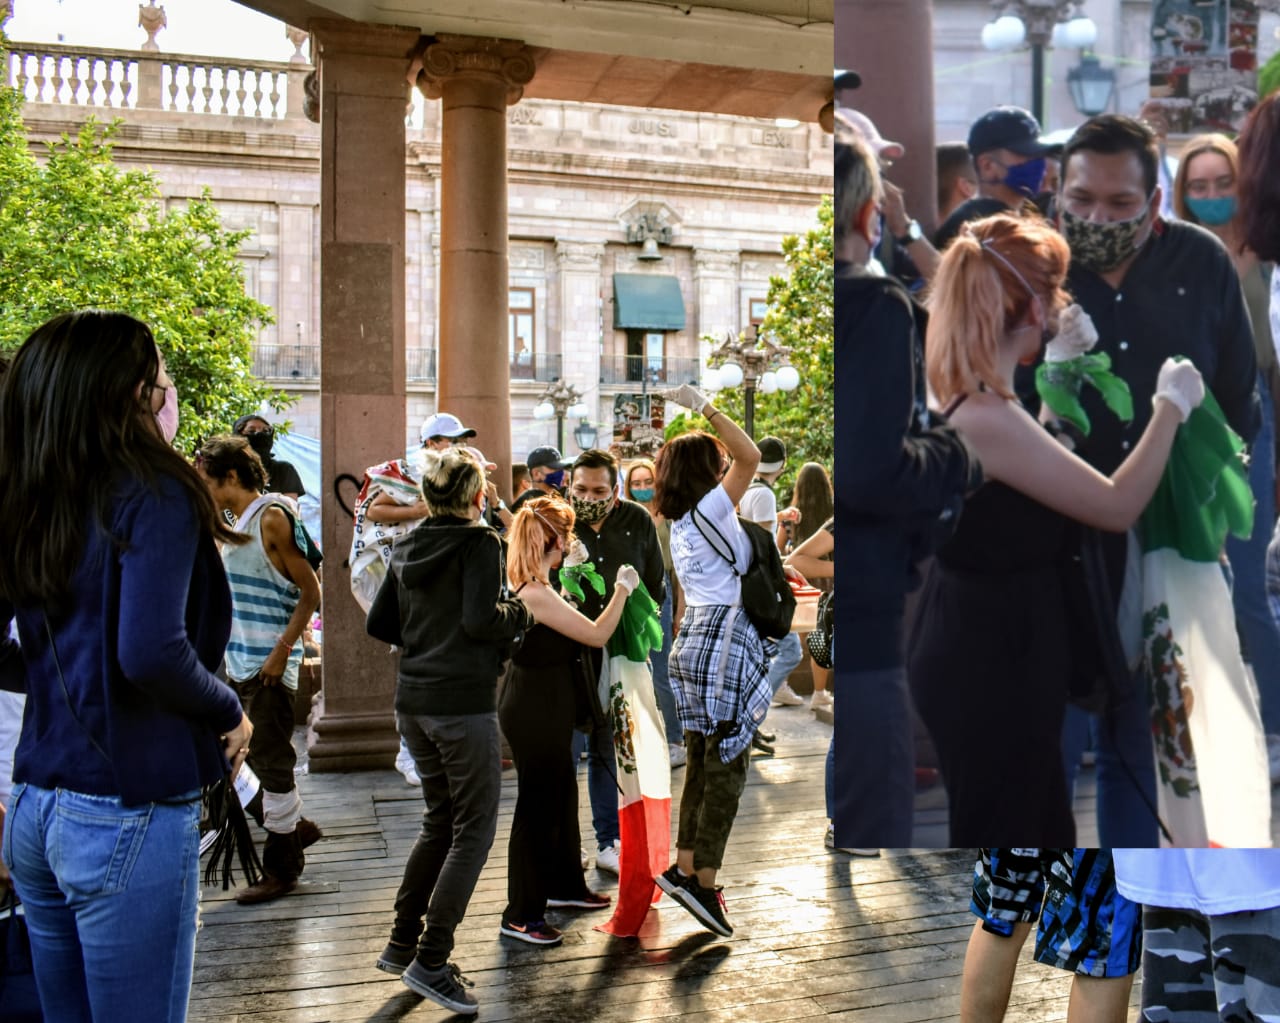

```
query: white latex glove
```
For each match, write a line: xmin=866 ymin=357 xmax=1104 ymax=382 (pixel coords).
xmin=1153 ymin=357 xmax=1205 ymax=422
xmin=663 ymin=383 xmax=710 ymax=412
xmin=615 ymin=564 xmax=639 ymax=594
xmin=563 ymin=538 xmax=589 ymax=568
xmin=1044 ymin=304 xmax=1099 ymax=363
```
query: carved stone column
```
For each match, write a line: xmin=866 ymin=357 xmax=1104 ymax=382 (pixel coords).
xmin=555 ymin=240 xmax=606 ymax=435
xmin=417 ymin=34 xmax=535 ymax=480
xmin=306 ymin=19 xmax=420 ymax=771
xmin=693 ymin=247 xmax=741 ymax=377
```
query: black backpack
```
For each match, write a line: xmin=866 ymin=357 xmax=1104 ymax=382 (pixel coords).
xmin=692 ymin=508 xmax=796 ymax=640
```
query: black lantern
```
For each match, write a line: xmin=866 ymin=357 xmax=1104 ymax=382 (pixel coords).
xmin=1068 ymin=54 xmax=1116 ymax=117
xmin=573 ymin=419 xmax=598 ymax=451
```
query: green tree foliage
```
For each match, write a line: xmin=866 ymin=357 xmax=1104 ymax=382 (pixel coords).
xmin=1261 ymin=50 xmax=1280 ymax=101
xmin=668 ymin=196 xmax=833 ymax=501
xmin=0 ymin=46 xmax=282 ymax=449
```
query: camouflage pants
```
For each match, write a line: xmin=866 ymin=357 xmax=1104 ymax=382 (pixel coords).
xmin=676 ymin=729 xmax=749 ymax=872
xmin=1142 ymin=906 xmax=1280 ymax=1022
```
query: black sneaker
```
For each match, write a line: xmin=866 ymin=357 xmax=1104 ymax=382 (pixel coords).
xmin=655 ymin=863 xmax=689 ymax=900
xmin=375 ymin=941 xmax=415 ymax=976
xmin=402 ymin=959 xmax=478 ymax=1015
xmin=546 ymin=891 xmax=611 ymax=910
xmin=499 ymin=918 xmax=563 ymax=946
xmin=674 ymin=877 xmax=734 ymax=937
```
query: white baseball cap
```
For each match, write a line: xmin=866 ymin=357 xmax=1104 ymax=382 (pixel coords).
xmin=419 ymin=411 xmax=477 ymax=443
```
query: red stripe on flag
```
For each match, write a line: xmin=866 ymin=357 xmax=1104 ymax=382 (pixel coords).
xmin=595 ymin=795 xmax=671 ymax=937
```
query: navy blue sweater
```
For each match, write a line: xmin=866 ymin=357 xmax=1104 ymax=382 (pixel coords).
xmin=0 ymin=474 xmax=244 ymax=805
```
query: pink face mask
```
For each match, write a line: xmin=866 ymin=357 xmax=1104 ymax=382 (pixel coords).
xmin=154 ymin=384 xmax=180 ymax=444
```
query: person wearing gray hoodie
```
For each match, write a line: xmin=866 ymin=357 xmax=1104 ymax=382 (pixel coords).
xmin=366 ymin=447 xmax=532 ymax=1015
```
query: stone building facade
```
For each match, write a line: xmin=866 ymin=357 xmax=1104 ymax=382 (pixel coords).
xmin=10 ymin=40 xmax=833 ymax=459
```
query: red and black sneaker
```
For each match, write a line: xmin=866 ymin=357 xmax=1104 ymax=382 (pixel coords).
xmin=499 ymin=918 xmax=563 ymax=946
xmin=546 ymin=891 xmax=611 ymax=910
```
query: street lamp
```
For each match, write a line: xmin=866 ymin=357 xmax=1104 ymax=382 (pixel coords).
xmin=573 ymin=419 xmax=599 ymax=451
xmin=534 ymin=379 xmax=589 ymax=452
xmin=1067 ymin=53 xmax=1116 ymax=117
xmin=704 ymin=327 xmax=801 ymax=439
xmin=981 ymin=1 xmax=1096 ymax=127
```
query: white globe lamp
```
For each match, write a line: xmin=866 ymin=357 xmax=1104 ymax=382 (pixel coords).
xmin=718 ymin=361 xmax=744 ymax=389
xmin=776 ymin=365 xmax=801 ymax=391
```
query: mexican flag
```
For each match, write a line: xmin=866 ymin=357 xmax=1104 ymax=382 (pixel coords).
xmin=1139 ymin=393 xmax=1271 ymax=847
xmin=593 ymin=580 xmax=670 ymax=937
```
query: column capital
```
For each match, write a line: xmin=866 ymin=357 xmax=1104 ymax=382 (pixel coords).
xmin=311 ymin=19 xmax=422 ymax=60
xmin=693 ymin=248 xmax=741 ymax=279
xmin=555 ymin=240 xmax=606 ymax=271
xmin=417 ymin=34 xmax=536 ymax=107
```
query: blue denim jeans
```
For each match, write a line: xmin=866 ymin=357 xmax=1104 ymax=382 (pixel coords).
xmin=766 ymin=632 xmax=804 ymax=697
xmin=1059 ymin=666 xmax=1159 ymax=846
xmin=649 ymin=572 xmax=683 ymax=745
xmin=3 ymin=782 xmax=202 ymax=1023
xmin=572 ymin=717 xmax=621 ymax=850
xmin=1234 ymin=380 xmax=1280 ymax=735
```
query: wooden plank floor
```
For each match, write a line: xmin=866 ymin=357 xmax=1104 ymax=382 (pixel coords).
xmin=188 ymin=708 xmax=1152 ymax=1022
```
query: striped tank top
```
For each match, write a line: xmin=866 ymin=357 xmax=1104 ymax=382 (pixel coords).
xmin=223 ymin=496 xmax=304 ymax=690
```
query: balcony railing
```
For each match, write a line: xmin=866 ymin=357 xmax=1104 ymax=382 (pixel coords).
xmin=509 ymin=351 xmax=563 ymax=383
xmin=6 ymin=42 xmax=305 ymax=119
xmin=599 ymin=355 xmax=701 ymax=387
xmin=407 ymin=347 xmax=437 ymax=383
xmin=252 ymin=344 xmax=319 ymax=380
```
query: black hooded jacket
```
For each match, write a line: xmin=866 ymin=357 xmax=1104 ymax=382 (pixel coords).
xmin=366 ymin=516 xmax=531 ymax=715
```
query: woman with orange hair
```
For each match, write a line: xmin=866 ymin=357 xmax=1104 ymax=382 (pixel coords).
xmin=908 ymin=213 xmax=1204 ymax=845
xmin=499 ymin=497 xmax=638 ymax=948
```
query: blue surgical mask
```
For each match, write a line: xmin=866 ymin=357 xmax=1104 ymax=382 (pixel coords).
xmin=631 ymin=487 xmax=654 ymax=503
xmin=543 ymin=469 xmax=565 ymax=489
xmin=1002 ymin=157 xmax=1047 ymax=196
xmin=1184 ymin=195 xmax=1237 ymax=226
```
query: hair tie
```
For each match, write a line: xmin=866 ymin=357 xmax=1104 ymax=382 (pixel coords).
xmin=532 ymin=508 xmax=559 ymax=536
xmin=979 ymin=237 xmax=1039 ymax=303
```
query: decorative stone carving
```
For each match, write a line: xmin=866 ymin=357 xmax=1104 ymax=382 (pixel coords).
xmin=510 ymin=106 xmax=542 ymax=126
xmin=286 ymin=25 xmax=309 ymax=66
xmin=416 ymin=34 xmax=536 ymax=107
xmin=628 ymin=118 xmax=675 ymax=137
xmin=555 ymin=240 xmax=605 ymax=270
xmin=138 ymin=3 xmax=166 ymax=52
xmin=615 ymin=198 xmax=682 ymax=234
xmin=756 ymin=128 xmax=790 ymax=148
xmin=511 ymin=246 xmax=546 ymax=269
xmin=693 ymin=249 xmax=740 ymax=278
xmin=302 ymin=70 xmax=319 ymax=124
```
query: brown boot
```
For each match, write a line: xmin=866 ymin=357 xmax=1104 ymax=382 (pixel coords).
xmin=234 ymin=874 xmax=297 ymax=905
xmin=296 ymin=818 xmax=323 ymax=850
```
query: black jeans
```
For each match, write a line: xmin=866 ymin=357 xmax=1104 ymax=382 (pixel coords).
xmin=231 ymin=674 xmax=304 ymax=880
xmin=391 ymin=711 xmax=501 ymax=965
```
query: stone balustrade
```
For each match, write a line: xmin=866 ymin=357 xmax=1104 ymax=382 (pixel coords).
xmin=6 ymin=41 xmax=308 ymax=120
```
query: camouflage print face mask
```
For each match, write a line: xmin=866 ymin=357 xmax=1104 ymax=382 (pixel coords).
xmin=1059 ymin=198 xmax=1154 ymax=273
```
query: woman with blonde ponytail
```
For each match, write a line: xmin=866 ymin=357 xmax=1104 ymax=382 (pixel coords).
xmin=908 ymin=213 xmax=1204 ymax=845
xmin=498 ymin=497 xmax=638 ymax=948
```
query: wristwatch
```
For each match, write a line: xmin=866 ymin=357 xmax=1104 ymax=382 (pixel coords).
xmin=895 ymin=219 xmax=923 ymax=246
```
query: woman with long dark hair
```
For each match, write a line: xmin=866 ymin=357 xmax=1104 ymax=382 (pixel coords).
xmin=0 ymin=310 xmax=252 ymax=1021
xmin=652 ymin=384 xmax=763 ymax=938
xmin=500 ymin=496 xmax=637 ymax=948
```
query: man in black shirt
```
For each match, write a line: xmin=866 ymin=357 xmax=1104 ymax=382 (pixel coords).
xmin=509 ymin=446 xmax=569 ymax=513
xmin=1053 ymin=114 xmax=1259 ymax=847
xmin=233 ymin=414 xmax=306 ymax=500
xmin=565 ymin=448 xmax=665 ymax=875
xmin=934 ymin=105 xmax=1057 ymax=250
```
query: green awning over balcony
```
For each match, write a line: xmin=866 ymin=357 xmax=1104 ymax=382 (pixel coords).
xmin=612 ymin=274 xmax=686 ymax=331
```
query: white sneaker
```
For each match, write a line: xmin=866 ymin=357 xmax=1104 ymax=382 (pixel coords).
xmin=395 ymin=755 xmax=422 ymax=787
xmin=1267 ymin=734 xmax=1280 ymax=785
xmin=809 ymin=690 xmax=833 ymax=710
xmin=824 ymin=823 xmax=879 ymax=857
xmin=669 ymin=744 xmax=687 ymax=768
xmin=773 ymin=683 xmax=805 ymax=707
xmin=595 ymin=842 xmax=621 ymax=875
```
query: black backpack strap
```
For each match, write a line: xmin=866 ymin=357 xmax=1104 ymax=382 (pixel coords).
xmin=690 ymin=505 xmax=747 ymax=577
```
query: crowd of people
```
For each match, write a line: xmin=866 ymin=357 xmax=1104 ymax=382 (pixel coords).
xmin=0 ymin=305 xmax=834 ymax=1017
xmin=840 ymin=61 xmax=1280 ymax=1018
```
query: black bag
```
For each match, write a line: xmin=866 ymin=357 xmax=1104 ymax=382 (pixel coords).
xmin=806 ymin=589 xmax=834 ymax=669
xmin=0 ymin=889 xmax=40 ymax=1022
xmin=1057 ymin=523 xmax=1134 ymax=714
xmin=692 ymin=509 xmax=796 ymax=640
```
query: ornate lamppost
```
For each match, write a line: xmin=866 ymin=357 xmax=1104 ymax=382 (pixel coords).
xmin=704 ymin=327 xmax=801 ymax=439
xmin=533 ymin=379 xmax=589 ymax=452
xmin=981 ymin=1 xmax=1098 ymax=127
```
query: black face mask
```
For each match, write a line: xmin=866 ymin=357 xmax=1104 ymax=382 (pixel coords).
xmin=245 ymin=430 xmax=274 ymax=458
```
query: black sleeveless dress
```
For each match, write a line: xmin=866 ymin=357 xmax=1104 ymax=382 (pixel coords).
xmin=499 ymin=623 xmax=596 ymax=922
xmin=907 ymin=476 xmax=1077 ymax=847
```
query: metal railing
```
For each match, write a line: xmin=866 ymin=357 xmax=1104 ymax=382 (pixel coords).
xmin=407 ymin=347 xmax=437 ymax=383
xmin=509 ymin=351 xmax=562 ymax=383
xmin=6 ymin=41 xmax=305 ymax=119
xmin=599 ymin=355 xmax=701 ymax=386
xmin=252 ymin=344 xmax=319 ymax=380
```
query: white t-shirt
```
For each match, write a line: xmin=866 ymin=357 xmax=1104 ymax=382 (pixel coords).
xmin=1113 ymin=850 xmax=1280 ymax=915
xmin=670 ymin=484 xmax=751 ymax=606
xmin=738 ymin=480 xmax=778 ymax=535
xmin=1270 ymin=268 xmax=1280 ymax=368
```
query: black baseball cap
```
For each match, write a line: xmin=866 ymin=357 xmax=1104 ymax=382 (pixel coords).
xmin=527 ymin=446 xmax=570 ymax=471
xmin=968 ymin=106 xmax=1056 ymax=158
xmin=834 ymin=68 xmax=861 ymax=90
xmin=757 ymin=436 xmax=786 ymax=474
